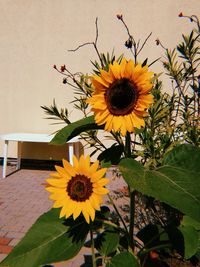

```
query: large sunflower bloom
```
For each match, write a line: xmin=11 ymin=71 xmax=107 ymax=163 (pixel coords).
xmin=46 ymin=155 xmax=109 ymax=224
xmin=87 ymin=58 xmax=154 ymax=136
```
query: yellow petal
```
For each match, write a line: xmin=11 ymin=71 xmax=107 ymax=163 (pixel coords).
xmin=73 ymin=155 xmax=79 ymax=171
xmin=89 ymin=194 xmax=101 ymax=210
xmin=53 ymin=198 xmax=67 ymax=208
xmin=82 ymin=208 xmax=90 ymax=224
xmin=92 ymin=75 xmax=110 ymax=88
xmin=62 ymin=159 xmax=76 ymax=177
xmin=91 ymin=168 xmax=107 ymax=182
xmin=100 ymin=69 xmax=114 ymax=83
xmin=120 ymin=121 xmax=128 ymax=136
xmin=104 ymin=114 xmax=114 ymax=131
xmin=112 ymin=116 xmax=123 ymax=132
xmin=120 ymin=58 xmax=127 ymax=78
xmin=124 ymin=115 xmax=134 ymax=132
xmin=131 ymin=113 xmax=145 ymax=128
xmin=110 ymin=61 xmax=121 ymax=79
xmin=55 ymin=165 xmax=70 ymax=179
xmin=94 ymin=178 xmax=109 ymax=187
xmin=93 ymin=187 xmax=109 ymax=195
xmin=46 ymin=186 xmax=66 ymax=193
xmin=73 ymin=205 xmax=82 ymax=220
xmin=49 ymin=192 xmax=66 ymax=200
xmin=59 ymin=204 xmax=68 ymax=218
xmin=65 ymin=201 xmax=76 ymax=218
xmin=89 ymin=160 xmax=99 ymax=174
xmin=85 ymin=200 xmax=95 ymax=221
xmin=46 ymin=178 xmax=67 ymax=188
xmin=125 ymin=59 xmax=134 ymax=78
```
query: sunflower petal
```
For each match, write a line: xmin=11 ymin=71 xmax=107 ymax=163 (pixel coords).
xmin=93 ymin=187 xmax=109 ymax=195
xmin=110 ymin=61 xmax=121 ymax=79
xmin=46 ymin=178 xmax=67 ymax=188
xmin=62 ymin=159 xmax=76 ymax=177
xmin=91 ymin=168 xmax=107 ymax=182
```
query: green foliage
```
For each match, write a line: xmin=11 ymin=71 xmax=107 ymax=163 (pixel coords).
xmin=95 ymin=228 xmax=120 ymax=256
xmin=106 ymin=252 xmax=140 ymax=267
xmin=0 ymin=209 xmax=89 ymax=267
xmin=51 ymin=115 xmax=103 ymax=144
xmin=2 ymin=12 xmax=199 ymax=267
xmin=119 ymin=144 xmax=200 ymax=222
xmin=41 ymin=99 xmax=70 ymax=124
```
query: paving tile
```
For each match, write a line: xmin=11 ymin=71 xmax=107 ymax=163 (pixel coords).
xmin=0 ymin=237 xmax=12 ymax=246
xmin=0 ymin=253 xmax=7 ymax=261
xmin=0 ymin=167 xmax=121 ymax=266
xmin=9 ymin=238 xmax=20 ymax=246
xmin=0 ymin=244 xmax=13 ymax=254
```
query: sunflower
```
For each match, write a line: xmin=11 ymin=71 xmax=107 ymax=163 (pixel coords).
xmin=87 ymin=58 xmax=154 ymax=136
xmin=45 ymin=155 xmax=109 ymax=224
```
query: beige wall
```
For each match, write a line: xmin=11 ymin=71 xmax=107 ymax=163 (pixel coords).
xmin=0 ymin=0 xmax=199 ymax=159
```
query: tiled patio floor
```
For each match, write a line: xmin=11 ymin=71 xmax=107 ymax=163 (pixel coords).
xmin=0 ymin=165 xmax=126 ymax=267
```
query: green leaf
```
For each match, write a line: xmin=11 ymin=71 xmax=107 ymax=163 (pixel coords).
xmin=95 ymin=229 xmax=119 ymax=256
xmin=98 ymin=144 xmax=124 ymax=165
xmin=119 ymin=144 xmax=200 ymax=222
xmin=163 ymin=144 xmax=200 ymax=172
xmin=51 ymin=115 xmax=103 ymax=144
xmin=0 ymin=209 xmax=89 ymax=267
xmin=179 ymin=225 xmax=199 ymax=259
xmin=106 ymin=252 xmax=140 ymax=267
xmin=181 ymin=215 xmax=200 ymax=231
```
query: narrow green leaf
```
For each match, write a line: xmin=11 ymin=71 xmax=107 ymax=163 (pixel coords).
xmin=51 ymin=115 xmax=103 ymax=144
xmin=106 ymin=252 xmax=140 ymax=267
xmin=0 ymin=209 xmax=89 ymax=267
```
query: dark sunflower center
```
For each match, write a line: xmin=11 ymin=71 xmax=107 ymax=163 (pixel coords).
xmin=105 ymin=78 xmax=137 ymax=115
xmin=67 ymin=175 xmax=93 ymax=202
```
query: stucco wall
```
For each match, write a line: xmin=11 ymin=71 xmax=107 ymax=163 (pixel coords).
xmin=0 ymin=0 xmax=199 ymax=159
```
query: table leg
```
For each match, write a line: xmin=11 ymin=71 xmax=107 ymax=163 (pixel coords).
xmin=2 ymin=140 xmax=8 ymax=178
xmin=68 ymin=143 xmax=74 ymax=165
xmin=17 ymin=141 xmax=22 ymax=170
xmin=74 ymin=142 xmax=81 ymax=159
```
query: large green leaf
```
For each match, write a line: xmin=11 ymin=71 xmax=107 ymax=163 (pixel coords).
xmin=98 ymin=144 xmax=124 ymax=165
xmin=106 ymin=252 xmax=140 ymax=267
xmin=119 ymin=144 xmax=200 ymax=222
xmin=95 ymin=228 xmax=120 ymax=256
xmin=0 ymin=209 xmax=89 ymax=267
xmin=51 ymin=115 xmax=103 ymax=144
xmin=179 ymin=224 xmax=199 ymax=259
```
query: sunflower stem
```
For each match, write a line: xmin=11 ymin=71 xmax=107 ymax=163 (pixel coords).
xmin=129 ymin=190 xmax=135 ymax=251
xmin=108 ymin=194 xmax=129 ymax=235
xmin=125 ymin=132 xmax=135 ymax=251
xmin=125 ymin=132 xmax=132 ymax=157
xmin=90 ymin=225 xmax=97 ymax=267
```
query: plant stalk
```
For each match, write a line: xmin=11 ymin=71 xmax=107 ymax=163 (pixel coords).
xmin=129 ymin=190 xmax=135 ymax=251
xmin=90 ymin=225 xmax=97 ymax=267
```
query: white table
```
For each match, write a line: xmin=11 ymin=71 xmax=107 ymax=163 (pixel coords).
xmin=0 ymin=133 xmax=80 ymax=178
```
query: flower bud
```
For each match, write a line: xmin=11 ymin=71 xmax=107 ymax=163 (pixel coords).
xmin=116 ymin=14 xmax=123 ymax=20
xmin=60 ymin=65 xmax=66 ymax=72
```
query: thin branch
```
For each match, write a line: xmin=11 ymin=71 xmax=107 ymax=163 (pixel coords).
xmin=137 ymin=32 xmax=152 ymax=56
xmin=68 ymin=42 xmax=94 ymax=52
